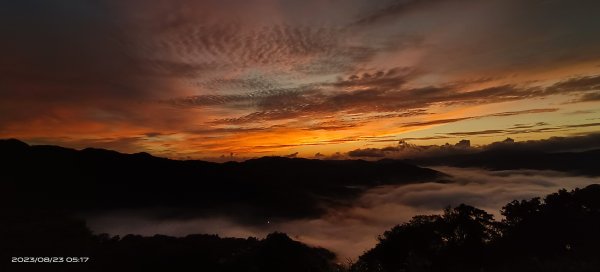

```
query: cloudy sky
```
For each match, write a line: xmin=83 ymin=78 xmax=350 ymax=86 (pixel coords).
xmin=1 ymin=0 xmax=600 ymax=159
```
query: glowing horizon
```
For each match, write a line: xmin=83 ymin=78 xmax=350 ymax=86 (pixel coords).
xmin=1 ymin=0 xmax=599 ymax=160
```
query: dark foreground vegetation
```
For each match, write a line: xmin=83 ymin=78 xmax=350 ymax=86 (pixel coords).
xmin=1 ymin=209 xmax=337 ymax=272
xmin=2 ymin=185 xmax=599 ymax=271
xmin=352 ymin=184 xmax=600 ymax=272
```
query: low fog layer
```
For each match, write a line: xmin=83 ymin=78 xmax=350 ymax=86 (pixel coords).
xmin=87 ymin=167 xmax=600 ymax=260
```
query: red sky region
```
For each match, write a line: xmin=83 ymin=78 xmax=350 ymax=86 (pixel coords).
xmin=1 ymin=0 xmax=599 ymax=159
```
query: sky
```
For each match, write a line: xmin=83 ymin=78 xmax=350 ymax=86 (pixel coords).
xmin=1 ymin=0 xmax=600 ymax=159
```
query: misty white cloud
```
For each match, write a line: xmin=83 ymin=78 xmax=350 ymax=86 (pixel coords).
xmin=86 ymin=167 xmax=600 ymax=261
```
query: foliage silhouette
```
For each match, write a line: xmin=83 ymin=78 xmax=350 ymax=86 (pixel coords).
xmin=1 ymin=208 xmax=339 ymax=272
xmin=351 ymin=184 xmax=600 ymax=272
xmin=3 ymin=186 xmax=599 ymax=271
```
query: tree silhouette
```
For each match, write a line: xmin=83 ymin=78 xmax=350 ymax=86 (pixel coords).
xmin=353 ymin=204 xmax=500 ymax=272
xmin=1 ymin=211 xmax=340 ymax=272
xmin=352 ymin=185 xmax=600 ymax=272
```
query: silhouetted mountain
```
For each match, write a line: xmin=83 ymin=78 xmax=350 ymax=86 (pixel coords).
xmin=0 ymin=139 xmax=444 ymax=225
xmin=352 ymin=184 xmax=600 ymax=272
xmin=2 ymin=139 xmax=598 ymax=271
xmin=412 ymin=145 xmax=600 ymax=176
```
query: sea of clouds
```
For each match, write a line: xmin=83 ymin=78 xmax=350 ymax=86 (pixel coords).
xmin=87 ymin=167 xmax=600 ymax=261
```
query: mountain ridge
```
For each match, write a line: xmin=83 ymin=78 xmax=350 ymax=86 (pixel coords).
xmin=0 ymin=138 xmax=444 ymax=225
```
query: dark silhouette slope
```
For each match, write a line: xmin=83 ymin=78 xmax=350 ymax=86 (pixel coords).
xmin=412 ymin=146 xmax=600 ymax=176
xmin=0 ymin=139 xmax=444 ymax=224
